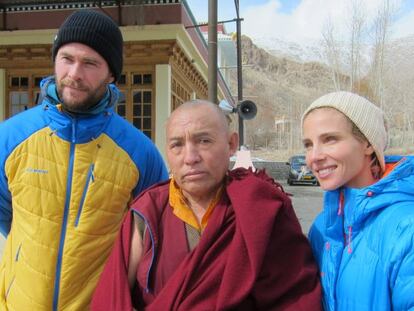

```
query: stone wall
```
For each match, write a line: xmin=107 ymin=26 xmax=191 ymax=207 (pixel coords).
xmin=230 ymin=161 xmax=289 ymax=181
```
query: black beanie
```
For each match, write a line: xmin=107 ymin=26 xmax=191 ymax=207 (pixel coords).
xmin=52 ymin=9 xmax=123 ymax=82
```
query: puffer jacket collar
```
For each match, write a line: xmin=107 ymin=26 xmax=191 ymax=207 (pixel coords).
xmin=324 ymin=155 xmax=414 ymax=235
xmin=38 ymin=76 xmax=120 ymax=144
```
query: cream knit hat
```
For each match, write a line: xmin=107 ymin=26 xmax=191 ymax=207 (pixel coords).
xmin=302 ymin=91 xmax=388 ymax=171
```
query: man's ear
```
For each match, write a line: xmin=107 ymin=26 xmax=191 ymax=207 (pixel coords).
xmin=108 ymin=73 xmax=115 ymax=84
xmin=228 ymin=132 xmax=239 ymax=156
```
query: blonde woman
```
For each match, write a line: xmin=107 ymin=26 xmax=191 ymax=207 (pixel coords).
xmin=301 ymin=91 xmax=414 ymax=311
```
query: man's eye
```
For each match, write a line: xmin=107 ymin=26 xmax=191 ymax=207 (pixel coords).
xmin=169 ymin=142 xmax=182 ymax=149
xmin=199 ymin=139 xmax=212 ymax=145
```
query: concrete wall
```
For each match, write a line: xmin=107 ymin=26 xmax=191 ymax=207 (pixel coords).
xmin=155 ymin=64 xmax=171 ymax=163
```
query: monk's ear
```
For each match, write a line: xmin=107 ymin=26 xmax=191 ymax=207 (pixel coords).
xmin=228 ymin=132 xmax=239 ymax=156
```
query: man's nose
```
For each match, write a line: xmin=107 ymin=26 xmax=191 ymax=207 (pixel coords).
xmin=67 ymin=62 xmax=82 ymax=80
xmin=183 ymin=143 xmax=201 ymax=165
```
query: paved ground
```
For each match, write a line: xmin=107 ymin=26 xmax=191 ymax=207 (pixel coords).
xmin=279 ymin=180 xmax=324 ymax=234
xmin=0 ymin=182 xmax=323 ymax=257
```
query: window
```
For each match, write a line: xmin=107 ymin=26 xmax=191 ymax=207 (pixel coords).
xmin=143 ymin=74 xmax=152 ymax=84
xmin=171 ymin=77 xmax=191 ymax=110
xmin=116 ymin=91 xmax=126 ymax=118
xmin=10 ymin=91 xmax=29 ymax=116
xmin=33 ymin=76 xmax=43 ymax=87
xmin=118 ymin=74 xmax=126 ymax=85
xmin=8 ymin=75 xmax=36 ymax=117
xmin=33 ymin=91 xmax=41 ymax=105
xmin=11 ymin=77 xmax=20 ymax=87
xmin=6 ymin=73 xmax=50 ymax=118
xmin=132 ymin=89 xmax=152 ymax=139
xmin=113 ymin=71 xmax=154 ymax=140
xmin=132 ymin=73 xmax=152 ymax=85
xmin=133 ymin=74 xmax=142 ymax=85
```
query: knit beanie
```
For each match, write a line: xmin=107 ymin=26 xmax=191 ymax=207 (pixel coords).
xmin=52 ymin=9 xmax=123 ymax=82
xmin=302 ymin=91 xmax=388 ymax=171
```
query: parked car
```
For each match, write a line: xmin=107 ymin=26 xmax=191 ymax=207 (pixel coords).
xmin=286 ymin=155 xmax=319 ymax=186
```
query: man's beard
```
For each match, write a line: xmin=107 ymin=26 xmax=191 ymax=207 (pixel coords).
xmin=57 ymin=78 xmax=108 ymax=114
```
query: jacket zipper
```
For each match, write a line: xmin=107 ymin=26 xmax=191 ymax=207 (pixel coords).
xmin=15 ymin=243 xmax=22 ymax=261
xmin=53 ymin=119 xmax=76 ymax=311
xmin=75 ymin=163 xmax=95 ymax=227
xmin=5 ymin=243 xmax=22 ymax=300
xmin=5 ymin=276 xmax=15 ymax=299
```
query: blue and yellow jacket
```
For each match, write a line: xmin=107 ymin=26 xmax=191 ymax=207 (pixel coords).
xmin=0 ymin=77 xmax=168 ymax=310
xmin=309 ymin=155 xmax=414 ymax=311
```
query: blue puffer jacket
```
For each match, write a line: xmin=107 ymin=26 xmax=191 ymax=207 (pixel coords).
xmin=309 ymin=155 xmax=414 ymax=311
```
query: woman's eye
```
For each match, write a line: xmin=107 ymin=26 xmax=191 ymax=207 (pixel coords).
xmin=325 ymin=136 xmax=336 ymax=142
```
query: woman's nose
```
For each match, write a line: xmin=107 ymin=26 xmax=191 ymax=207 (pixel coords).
xmin=307 ymin=144 xmax=325 ymax=165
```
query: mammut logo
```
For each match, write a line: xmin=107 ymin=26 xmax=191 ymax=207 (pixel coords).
xmin=25 ymin=168 xmax=48 ymax=174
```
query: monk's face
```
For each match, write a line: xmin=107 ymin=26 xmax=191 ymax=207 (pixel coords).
xmin=166 ymin=103 xmax=238 ymax=201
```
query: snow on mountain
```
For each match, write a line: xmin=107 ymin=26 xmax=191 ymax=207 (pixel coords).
xmin=252 ymin=35 xmax=382 ymax=77
xmin=252 ymin=36 xmax=325 ymax=64
xmin=252 ymin=34 xmax=414 ymax=74
xmin=388 ymin=34 xmax=414 ymax=66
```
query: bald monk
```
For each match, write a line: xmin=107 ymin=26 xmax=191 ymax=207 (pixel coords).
xmin=92 ymin=100 xmax=322 ymax=310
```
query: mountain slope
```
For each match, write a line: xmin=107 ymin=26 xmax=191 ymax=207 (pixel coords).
xmin=233 ymin=36 xmax=337 ymax=151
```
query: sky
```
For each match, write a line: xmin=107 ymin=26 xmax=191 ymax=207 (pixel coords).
xmin=185 ymin=0 xmax=414 ymax=43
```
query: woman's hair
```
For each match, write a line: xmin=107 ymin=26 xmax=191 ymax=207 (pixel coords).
xmin=343 ymin=111 xmax=382 ymax=179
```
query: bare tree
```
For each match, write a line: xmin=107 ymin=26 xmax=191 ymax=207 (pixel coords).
xmin=322 ymin=0 xmax=367 ymax=92
xmin=322 ymin=17 xmax=345 ymax=90
xmin=368 ymin=0 xmax=396 ymax=109
xmin=320 ymin=0 xmax=414 ymax=153
xmin=382 ymin=42 xmax=414 ymax=151
xmin=347 ymin=0 xmax=366 ymax=92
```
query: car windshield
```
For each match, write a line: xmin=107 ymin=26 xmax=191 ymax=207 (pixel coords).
xmin=291 ymin=157 xmax=306 ymax=169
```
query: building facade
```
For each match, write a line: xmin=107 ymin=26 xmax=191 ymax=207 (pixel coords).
xmin=0 ymin=0 xmax=234 ymax=158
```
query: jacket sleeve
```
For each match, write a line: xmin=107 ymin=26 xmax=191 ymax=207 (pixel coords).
xmin=91 ymin=211 xmax=135 ymax=311
xmin=390 ymin=222 xmax=414 ymax=310
xmin=132 ymin=144 xmax=168 ymax=199
xmin=0 ymin=173 xmax=12 ymax=237
xmin=0 ymin=127 xmax=12 ymax=237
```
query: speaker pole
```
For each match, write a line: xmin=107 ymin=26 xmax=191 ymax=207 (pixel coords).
xmin=235 ymin=0 xmax=244 ymax=148
xmin=208 ymin=0 xmax=218 ymax=104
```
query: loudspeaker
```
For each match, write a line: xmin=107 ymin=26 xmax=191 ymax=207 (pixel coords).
xmin=218 ymin=99 xmax=257 ymax=120
xmin=238 ymin=100 xmax=257 ymax=120
xmin=218 ymin=99 xmax=236 ymax=114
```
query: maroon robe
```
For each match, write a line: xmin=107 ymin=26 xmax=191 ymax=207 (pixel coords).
xmin=92 ymin=168 xmax=322 ymax=310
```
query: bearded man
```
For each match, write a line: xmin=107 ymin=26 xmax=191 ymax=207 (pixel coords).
xmin=0 ymin=9 xmax=167 ymax=310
